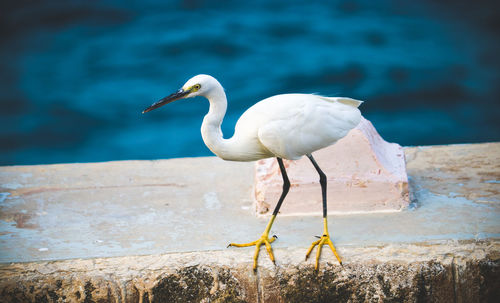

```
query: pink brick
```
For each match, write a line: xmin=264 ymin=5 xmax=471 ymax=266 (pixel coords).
xmin=254 ymin=117 xmax=409 ymax=215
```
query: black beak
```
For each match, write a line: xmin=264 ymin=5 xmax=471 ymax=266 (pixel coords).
xmin=142 ymin=88 xmax=190 ymax=114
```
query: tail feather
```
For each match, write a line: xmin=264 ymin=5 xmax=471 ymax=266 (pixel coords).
xmin=318 ymin=96 xmax=364 ymax=108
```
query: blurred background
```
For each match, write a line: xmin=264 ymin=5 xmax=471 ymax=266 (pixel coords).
xmin=1 ymin=0 xmax=499 ymax=166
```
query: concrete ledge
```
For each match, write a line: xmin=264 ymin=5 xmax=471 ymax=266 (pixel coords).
xmin=0 ymin=241 xmax=498 ymax=302
xmin=1 ymin=143 xmax=499 ymax=302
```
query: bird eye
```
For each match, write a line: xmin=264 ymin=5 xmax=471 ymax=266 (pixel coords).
xmin=192 ymin=84 xmax=201 ymax=91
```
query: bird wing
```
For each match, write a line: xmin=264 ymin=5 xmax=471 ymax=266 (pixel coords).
xmin=256 ymin=94 xmax=362 ymax=160
xmin=257 ymin=116 xmax=301 ymax=160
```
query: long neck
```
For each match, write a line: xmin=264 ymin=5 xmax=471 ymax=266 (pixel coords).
xmin=201 ymin=86 xmax=231 ymax=158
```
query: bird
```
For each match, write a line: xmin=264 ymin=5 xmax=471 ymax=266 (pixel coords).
xmin=143 ymin=74 xmax=362 ymax=270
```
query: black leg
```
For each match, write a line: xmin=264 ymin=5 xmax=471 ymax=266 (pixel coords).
xmin=307 ymin=154 xmax=327 ymax=218
xmin=305 ymin=153 xmax=342 ymax=268
xmin=272 ymin=157 xmax=290 ymax=216
xmin=227 ymin=157 xmax=291 ymax=270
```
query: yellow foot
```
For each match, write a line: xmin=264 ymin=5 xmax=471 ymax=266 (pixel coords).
xmin=305 ymin=233 xmax=342 ymax=270
xmin=228 ymin=234 xmax=277 ymax=270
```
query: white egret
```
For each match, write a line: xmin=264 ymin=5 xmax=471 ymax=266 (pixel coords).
xmin=143 ymin=74 xmax=362 ymax=270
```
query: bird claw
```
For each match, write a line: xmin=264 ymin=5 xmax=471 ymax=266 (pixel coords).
xmin=305 ymin=233 xmax=342 ymax=270
xmin=228 ymin=234 xmax=277 ymax=270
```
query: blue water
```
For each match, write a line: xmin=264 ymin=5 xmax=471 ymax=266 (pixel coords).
xmin=1 ymin=0 xmax=499 ymax=165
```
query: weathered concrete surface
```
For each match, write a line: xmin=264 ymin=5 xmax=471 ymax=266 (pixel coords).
xmin=255 ymin=117 xmax=409 ymax=215
xmin=0 ymin=143 xmax=499 ymax=302
xmin=0 ymin=242 xmax=498 ymax=302
xmin=405 ymin=143 xmax=500 ymax=205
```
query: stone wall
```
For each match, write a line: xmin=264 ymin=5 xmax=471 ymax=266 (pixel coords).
xmin=1 ymin=241 xmax=498 ymax=302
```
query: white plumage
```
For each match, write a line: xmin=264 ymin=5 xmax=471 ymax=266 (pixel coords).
xmin=143 ymin=74 xmax=363 ymax=270
xmin=241 ymin=94 xmax=362 ymax=160
xmin=172 ymin=74 xmax=362 ymax=161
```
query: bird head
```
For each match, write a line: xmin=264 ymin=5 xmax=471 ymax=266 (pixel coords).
xmin=142 ymin=74 xmax=221 ymax=114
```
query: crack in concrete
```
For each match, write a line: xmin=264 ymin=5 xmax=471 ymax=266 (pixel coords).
xmin=9 ymin=183 xmax=187 ymax=197
xmin=451 ymin=257 xmax=458 ymax=303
